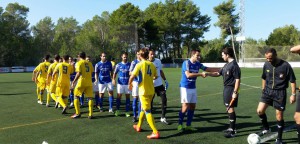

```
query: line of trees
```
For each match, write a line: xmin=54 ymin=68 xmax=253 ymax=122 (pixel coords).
xmin=1 ymin=0 xmax=300 ymax=66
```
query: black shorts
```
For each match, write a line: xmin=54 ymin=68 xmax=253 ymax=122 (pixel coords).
xmin=296 ymin=93 xmax=300 ymax=112
xmin=223 ymin=86 xmax=238 ymax=107
xmin=154 ymin=85 xmax=166 ymax=96
xmin=261 ymin=88 xmax=286 ymax=111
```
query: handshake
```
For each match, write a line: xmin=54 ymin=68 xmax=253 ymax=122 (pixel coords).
xmin=201 ymin=72 xmax=220 ymax=78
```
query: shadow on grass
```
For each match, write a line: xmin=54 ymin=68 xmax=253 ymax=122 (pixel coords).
xmin=0 ymin=93 xmax=31 ymax=96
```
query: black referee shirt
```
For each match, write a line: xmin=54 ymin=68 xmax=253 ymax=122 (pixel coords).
xmin=219 ymin=60 xmax=241 ymax=87
xmin=262 ymin=59 xmax=296 ymax=90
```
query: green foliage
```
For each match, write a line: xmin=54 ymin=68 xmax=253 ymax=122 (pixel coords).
xmin=266 ymin=25 xmax=300 ymax=46
xmin=201 ymin=38 xmax=225 ymax=62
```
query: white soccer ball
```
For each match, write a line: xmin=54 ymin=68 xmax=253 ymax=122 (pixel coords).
xmin=247 ymin=133 xmax=261 ymax=144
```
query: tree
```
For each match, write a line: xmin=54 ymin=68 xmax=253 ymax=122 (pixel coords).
xmin=214 ymin=0 xmax=239 ymax=60
xmin=0 ymin=3 xmax=32 ymax=66
xmin=266 ymin=25 xmax=300 ymax=46
xmin=201 ymin=38 xmax=225 ymax=62
xmin=53 ymin=17 xmax=80 ymax=56
xmin=32 ymin=17 xmax=55 ymax=57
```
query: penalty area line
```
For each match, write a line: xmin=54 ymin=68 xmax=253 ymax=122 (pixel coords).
xmin=0 ymin=117 xmax=68 ymax=131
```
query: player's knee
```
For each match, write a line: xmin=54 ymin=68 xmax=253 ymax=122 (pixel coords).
xmin=294 ymin=114 xmax=300 ymax=124
xmin=257 ymin=109 xmax=264 ymax=115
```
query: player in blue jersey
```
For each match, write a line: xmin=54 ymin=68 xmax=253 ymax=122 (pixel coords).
xmin=177 ymin=49 xmax=219 ymax=131
xmin=112 ymin=52 xmax=131 ymax=117
xmin=68 ymin=56 xmax=76 ymax=108
xmin=129 ymin=50 xmax=141 ymax=122
xmin=95 ymin=52 xmax=114 ymax=113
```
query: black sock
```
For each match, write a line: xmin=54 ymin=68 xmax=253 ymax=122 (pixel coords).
xmin=259 ymin=113 xmax=269 ymax=130
xmin=228 ymin=112 xmax=236 ymax=130
xmin=277 ymin=120 xmax=284 ymax=140
xmin=296 ymin=124 xmax=300 ymax=142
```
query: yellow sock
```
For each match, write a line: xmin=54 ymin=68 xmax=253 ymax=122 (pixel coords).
xmin=88 ymin=99 xmax=93 ymax=116
xmin=59 ymin=97 xmax=66 ymax=108
xmin=74 ymin=98 xmax=80 ymax=115
xmin=137 ymin=111 xmax=145 ymax=127
xmin=146 ymin=113 xmax=158 ymax=133
xmin=36 ymin=88 xmax=40 ymax=100
xmin=46 ymin=92 xmax=50 ymax=104
xmin=51 ymin=93 xmax=57 ymax=102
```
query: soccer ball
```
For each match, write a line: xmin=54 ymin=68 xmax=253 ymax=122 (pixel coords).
xmin=247 ymin=133 xmax=261 ymax=144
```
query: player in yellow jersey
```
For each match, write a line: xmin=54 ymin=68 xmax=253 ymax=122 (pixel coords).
xmin=32 ymin=54 xmax=51 ymax=104
xmin=71 ymin=52 xmax=94 ymax=119
xmin=129 ymin=48 xmax=160 ymax=139
xmin=46 ymin=54 xmax=60 ymax=107
xmin=53 ymin=55 xmax=74 ymax=114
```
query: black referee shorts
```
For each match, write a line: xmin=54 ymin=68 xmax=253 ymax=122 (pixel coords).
xmin=155 ymin=85 xmax=166 ymax=96
xmin=261 ymin=88 xmax=286 ymax=111
xmin=223 ymin=86 xmax=238 ymax=107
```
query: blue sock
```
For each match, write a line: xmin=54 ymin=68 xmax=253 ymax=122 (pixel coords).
xmin=99 ymin=97 xmax=103 ymax=108
xmin=125 ymin=98 xmax=130 ymax=112
xmin=109 ymin=96 xmax=114 ymax=110
xmin=178 ymin=111 xmax=186 ymax=125
xmin=186 ymin=109 xmax=195 ymax=126
xmin=132 ymin=98 xmax=137 ymax=117
xmin=69 ymin=91 xmax=74 ymax=103
xmin=95 ymin=95 xmax=99 ymax=106
xmin=116 ymin=98 xmax=121 ymax=110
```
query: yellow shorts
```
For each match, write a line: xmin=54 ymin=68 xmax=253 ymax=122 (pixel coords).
xmin=49 ymin=84 xmax=57 ymax=93
xmin=74 ymin=85 xmax=93 ymax=98
xmin=56 ymin=85 xmax=70 ymax=97
xmin=140 ymin=95 xmax=154 ymax=111
xmin=37 ymin=81 xmax=46 ymax=90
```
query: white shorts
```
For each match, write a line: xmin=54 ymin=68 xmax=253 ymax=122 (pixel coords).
xmin=98 ymin=82 xmax=113 ymax=93
xmin=131 ymin=81 xmax=139 ymax=96
xmin=117 ymin=84 xmax=130 ymax=94
xmin=180 ymin=87 xmax=197 ymax=103
xmin=93 ymin=82 xmax=99 ymax=92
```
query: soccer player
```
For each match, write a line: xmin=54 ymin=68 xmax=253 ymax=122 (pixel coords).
xmin=177 ymin=49 xmax=219 ymax=132
xmin=111 ymin=57 xmax=116 ymax=70
xmin=46 ymin=54 xmax=60 ymax=107
xmin=290 ymin=45 xmax=300 ymax=143
xmin=148 ymin=49 xmax=169 ymax=125
xmin=256 ymin=48 xmax=296 ymax=144
xmin=52 ymin=55 xmax=74 ymax=114
xmin=71 ymin=52 xmax=94 ymax=119
xmin=206 ymin=47 xmax=241 ymax=138
xmin=129 ymin=48 xmax=159 ymax=139
xmin=32 ymin=54 xmax=51 ymax=104
xmin=95 ymin=52 xmax=114 ymax=113
xmin=129 ymin=50 xmax=141 ymax=122
xmin=86 ymin=56 xmax=99 ymax=110
xmin=112 ymin=52 xmax=131 ymax=117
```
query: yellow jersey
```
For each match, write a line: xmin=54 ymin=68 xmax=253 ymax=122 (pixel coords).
xmin=34 ymin=61 xmax=51 ymax=83
xmin=48 ymin=62 xmax=59 ymax=85
xmin=76 ymin=60 xmax=93 ymax=87
xmin=131 ymin=60 xmax=157 ymax=95
xmin=54 ymin=62 xmax=74 ymax=87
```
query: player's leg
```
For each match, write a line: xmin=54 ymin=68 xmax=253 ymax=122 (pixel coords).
xmin=223 ymin=86 xmax=237 ymax=137
xmin=257 ymin=89 xmax=272 ymax=133
xmin=142 ymin=95 xmax=160 ymax=139
xmin=85 ymin=86 xmax=94 ymax=119
xmin=107 ymin=82 xmax=114 ymax=113
xmin=125 ymin=88 xmax=131 ymax=117
xmin=98 ymin=83 xmax=106 ymax=111
xmin=294 ymin=93 xmax=300 ymax=143
xmin=183 ymin=88 xmax=197 ymax=130
xmin=115 ymin=84 xmax=122 ymax=116
xmin=46 ymin=88 xmax=51 ymax=107
xmin=178 ymin=87 xmax=189 ymax=131
xmin=79 ymin=93 xmax=84 ymax=106
xmin=273 ymin=89 xmax=287 ymax=143
xmin=93 ymin=82 xmax=99 ymax=109
xmin=156 ymin=85 xmax=169 ymax=124
xmin=72 ymin=86 xmax=83 ymax=118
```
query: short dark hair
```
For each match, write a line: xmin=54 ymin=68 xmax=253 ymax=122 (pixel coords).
xmin=121 ymin=52 xmax=128 ymax=56
xmin=139 ymin=48 xmax=149 ymax=59
xmin=63 ymin=55 xmax=69 ymax=61
xmin=190 ymin=49 xmax=200 ymax=56
xmin=265 ymin=48 xmax=277 ymax=56
xmin=54 ymin=54 xmax=60 ymax=61
xmin=222 ymin=47 xmax=234 ymax=58
xmin=44 ymin=54 xmax=50 ymax=60
xmin=79 ymin=52 xmax=86 ymax=59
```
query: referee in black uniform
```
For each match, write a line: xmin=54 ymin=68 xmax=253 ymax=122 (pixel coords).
xmin=257 ymin=48 xmax=296 ymax=144
xmin=207 ymin=47 xmax=241 ymax=138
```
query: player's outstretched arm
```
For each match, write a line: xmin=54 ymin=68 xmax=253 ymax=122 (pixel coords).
xmin=290 ymin=45 xmax=300 ymax=54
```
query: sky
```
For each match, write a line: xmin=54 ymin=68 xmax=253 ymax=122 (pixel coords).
xmin=1 ymin=0 xmax=299 ymax=40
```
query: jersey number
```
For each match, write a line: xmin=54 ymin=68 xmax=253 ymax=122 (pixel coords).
xmin=147 ymin=65 xmax=152 ymax=76
xmin=85 ymin=64 xmax=89 ymax=72
xmin=63 ymin=66 xmax=68 ymax=74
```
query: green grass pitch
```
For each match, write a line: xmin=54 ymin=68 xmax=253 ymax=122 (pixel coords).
xmin=0 ymin=68 xmax=299 ymax=144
